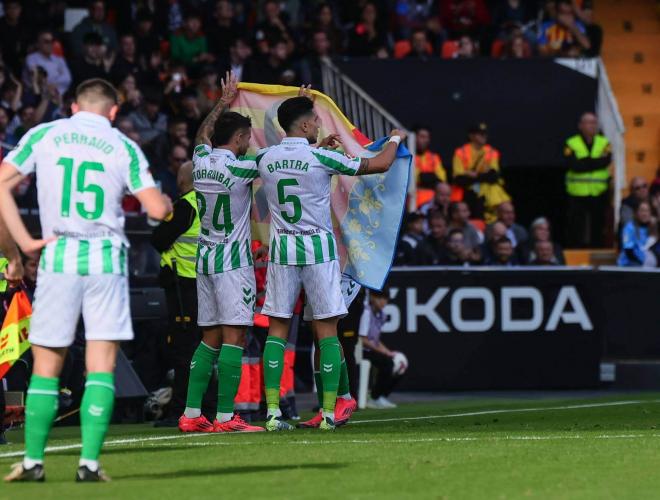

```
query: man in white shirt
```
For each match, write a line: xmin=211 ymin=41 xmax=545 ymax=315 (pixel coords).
xmin=24 ymin=30 xmax=72 ymax=96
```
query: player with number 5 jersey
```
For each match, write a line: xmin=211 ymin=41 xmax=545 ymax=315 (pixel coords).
xmin=179 ymin=71 xmax=264 ymax=434
xmin=256 ymin=90 xmax=406 ymax=431
xmin=0 ymin=79 xmax=172 ymax=483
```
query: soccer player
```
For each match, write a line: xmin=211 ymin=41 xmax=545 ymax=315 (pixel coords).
xmin=0 ymin=78 xmax=172 ymax=482
xmin=298 ymin=274 xmax=361 ymax=428
xmin=257 ymin=93 xmax=405 ymax=431
xmin=178 ymin=72 xmax=264 ymax=433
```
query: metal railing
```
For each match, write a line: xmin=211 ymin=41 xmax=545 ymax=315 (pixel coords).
xmin=321 ymin=57 xmax=416 ymax=210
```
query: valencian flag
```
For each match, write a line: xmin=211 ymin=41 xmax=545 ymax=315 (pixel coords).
xmin=233 ymin=83 xmax=411 ymax=290
xmin=0 ymin=290 xmax=31 ymax=379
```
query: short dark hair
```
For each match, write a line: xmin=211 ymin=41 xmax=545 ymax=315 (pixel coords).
xmin=75 ymin=78 xmax=118 ymax=105
xmin=448 ymin=228 xmax=464 ymax=239
xmin=214 ymin=112 xmax=252 ymax=146
xmin=277 ymin=97 xmax=314 ymax=133
xmin=428 ymin=210 xmax=447 ymax=223
xmin=83 ymin=32 xmax=104 ymax=46
xmin=495 ymin=236 xmax=512 ymax=246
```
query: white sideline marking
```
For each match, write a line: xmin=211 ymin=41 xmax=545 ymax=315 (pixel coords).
xmin=351 ymin=399 xmax=660 ymax=424
xmin=1 ymin=399 xmax=659 ymax=460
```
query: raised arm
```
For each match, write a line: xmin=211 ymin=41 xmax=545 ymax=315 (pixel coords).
xmin=356 ymin=129 xmax=407 ymax=175
xmin=194 ymin=71 xmax=238 ymax=147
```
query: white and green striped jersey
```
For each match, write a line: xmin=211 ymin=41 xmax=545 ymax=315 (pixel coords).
xmin=4 ymin=111 xmax=155 ymax=276
xmin=256 ymin=137 xmax=361 ymax=266
xmin=192 ymin=144 xmax=259 ymax=275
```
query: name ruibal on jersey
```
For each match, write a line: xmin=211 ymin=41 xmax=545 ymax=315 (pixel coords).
xmin=192 ymin=144 xmax=258 ymax=275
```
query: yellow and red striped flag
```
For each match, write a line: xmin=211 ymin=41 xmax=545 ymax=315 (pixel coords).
xmin=0 ymin=290 xmax=31 ymax=379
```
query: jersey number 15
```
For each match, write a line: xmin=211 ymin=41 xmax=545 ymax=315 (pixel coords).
xmin=57 ymin=157 xmax=105 ymax=220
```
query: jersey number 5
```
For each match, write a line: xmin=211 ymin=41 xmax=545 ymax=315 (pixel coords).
xmin=57 ymin=157 xmax=105 ymax=220
xmin=197 ymin=193 xmax=234 ymax=236
xmin=277 ymin=178 xmax=302 ymax=224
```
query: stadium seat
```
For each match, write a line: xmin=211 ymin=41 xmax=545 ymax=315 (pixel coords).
xmin=441 ymin=40 xmax=459 ymax=59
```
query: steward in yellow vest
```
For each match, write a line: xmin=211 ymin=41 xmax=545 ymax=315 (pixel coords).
xmin=563 ymin=112 xmax=612 ymax=248
xmin=149 ymin=161 xmax=205 ymax=425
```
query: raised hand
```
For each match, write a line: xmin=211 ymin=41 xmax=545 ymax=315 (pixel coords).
xmin=220 ymin=71 xmax=239 ymax=105
xmin=298 ymin=84 xmax=315 ymax=101
xmin=319 ymin=133 xmax=342 ymax=149
xmin=389 ymin=129 xmax=407 ymax=141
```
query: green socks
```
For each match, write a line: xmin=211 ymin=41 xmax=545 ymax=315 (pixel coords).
xmin=80 ymin=372 xmax=115 ymax=462
xmin=184 ymin=342 xmax=219 ymax=417
xmin=319 ymin=337 xmax=341 ymax=415
xmin=314 ymin=371 xmax=324 ymax=408
xmin=338 ymin=359 xmax=351 ymax=397
xmin=263 ymin=336 xmax=286 ymax=413
xmin=217 ymin=344 xmax=243 ymax=416
xmin=24 ymin=375 xmax=59 ymax=463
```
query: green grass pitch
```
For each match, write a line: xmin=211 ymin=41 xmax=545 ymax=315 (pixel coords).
xmin=2 ymin=393 xmax=660 ymax=499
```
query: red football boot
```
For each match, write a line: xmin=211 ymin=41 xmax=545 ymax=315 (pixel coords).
xmin=335 ymin=397 xmax=357 ymax=427
xmin=213 ymin=414 xmax=265 ymax=433
xmin=178 ymin=414 xmax=214 ymax=433
xmin=297 ymin=411 xmax=323 ymax=429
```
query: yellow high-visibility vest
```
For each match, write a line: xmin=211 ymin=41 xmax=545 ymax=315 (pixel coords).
xmin=159 ymin=190 xmax=199 ymax=278
xmin=565 ymin=134 xmax=610 ymax=197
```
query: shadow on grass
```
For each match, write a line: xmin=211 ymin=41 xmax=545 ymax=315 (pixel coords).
xmin=48 ymin=444 xmax=210 ymax=457
xmin=116 ymin=462 xmax=346 ymax=480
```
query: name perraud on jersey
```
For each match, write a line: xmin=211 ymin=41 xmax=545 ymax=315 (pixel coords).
xmin=381 ymin=285 xmax=594 ymax=334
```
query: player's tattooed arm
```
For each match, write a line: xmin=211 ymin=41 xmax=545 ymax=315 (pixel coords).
xmin=355 ymin=129 xmax=407 ymax=175
xmin=194 ymin=71 xmax=239 ymax=147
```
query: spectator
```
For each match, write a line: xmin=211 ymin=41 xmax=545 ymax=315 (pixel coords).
xmin=538 ymin=0 xmax=591 ymax=57
xmin=219 ymin=37 xmax=253 ymax=83
xmin=0 ymin=72 xmax=22 ymax=114
xmin=250 ymin=38 xmax=296 ymax=85
xmin=414 ymin=125 xmax=447 ymax=207
xmin=0 ymin=0 xmax=33 ymax=75
xmin=128 ymin=90 xmax=168 ymax=144
xmin=445 ymin=228 xmax=472 ymax=266
xmin=487 ymin=237 xmax=519 ymax=266
xmin=618 ymin=201 xmax=657 ymax=267
xmin=406 ymin=29 xmax=432 ymax=60
xmin=196 ymin=66 xmax=222 ymax=115
xmin=500 ymin=33 xmax=531 ymax=59
xmin=492 ymin=0 xmax=533 ymax=36
xmin=348 ymin=2 xmax=390 ymax=57
xmin=23 ymin=30 xmax=72 ymax=96
xmin=416 ymin=211 xmax=450 ymax=265
xmin=359 ymin=288 xmax=407 ymax=409
xmin=117 ymin=74 xmax=142 ymax=115
xmin=394 ymin=0 xmax=436 ymax=40
xmin=564 ymin=112 xmax=611 ymax=248
xmin=111 ymin=34 xmax=140 ymax=84
xmin=206 ymin=0 xmax=240 ymax=59
xmin=70 ymin=0 xmax=119 ymax=58
xmin=419 ymin=182 xmax=451 ymax=230
xmin=394 ymin=212 xmax=426 ymax=265
xmin=521 ymin=217 xmax=566 ymax=265
xmin=0 ymin=106 xmax=17 ymax=160
xmin=299 ymin=31 xmax=333 ymax=91
xmin=254 ymin=0 xmax=296 ymax=55
xmin=528 ymin=240 xmax=562 ymax=266
xmin=440 ymin=0 xmax=491 ymax=38
xmin=310 ymin=3 xmax=344 ymax=54
xmin=143 ymin=116 xmax=190 ymax=169
xmin=573 ymin=2 xmax=603 ymax=57
xmin=71 ymin=32 xmax=110 ymax=86
xmin=134 ymin=9 xmax=161 ymax=63
xmin=170 ymin=10 xmax=214 ymax=69
xmin=453 ymin=122 xmax=510 ymax=222
xmin=115 ymin=116 xmax=141 ymax=145
xmin=155 ymin=144 xmax=188 ymax=199
xmin=177 ymin=89 xmax=203 ymax=143
xmin=447 ymin=201 xmax=482 ymax=262
xmin=620 ymin=176 xmax=649 ymax=228
xmin=480 ymin=220 xmax=507 ymax=263
xmin=454 ymin=35 xmax=479 ymax=58
xmin=494 ymin=201 xmax=528 ymax=249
